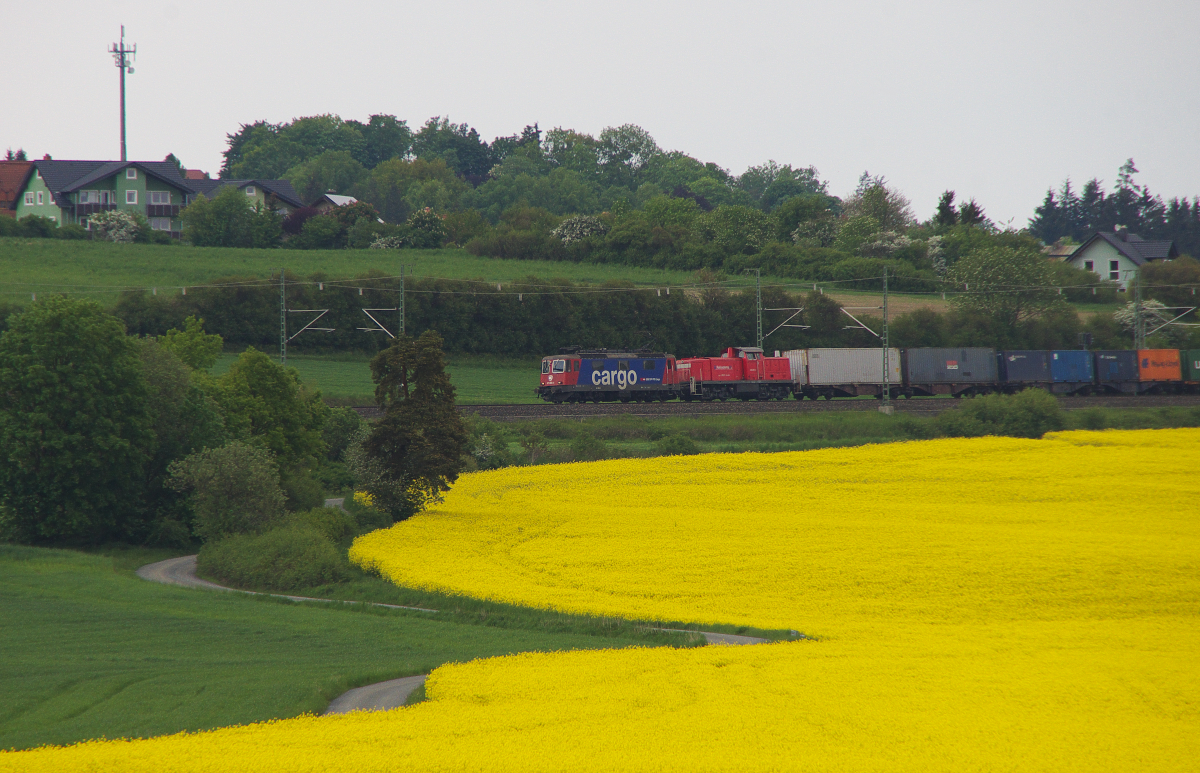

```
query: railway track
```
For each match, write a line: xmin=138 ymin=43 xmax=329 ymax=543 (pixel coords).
xmin=350 ymin=394 xmax=1200 ymax=422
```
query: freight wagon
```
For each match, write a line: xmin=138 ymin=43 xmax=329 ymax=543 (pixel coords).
xmin=902 ymin=348 xmax=999 ymax=397
xmin=786 ymin=348 xmax=902 ymax=400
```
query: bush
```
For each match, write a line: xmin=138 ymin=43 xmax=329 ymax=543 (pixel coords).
xmin=935 ymin=389 xmax=1065 ymax=439
xmin=197 ymin=525 xmax=348 ymax=592
xmin=283 ymin=506 xmax=357 ymax=543
xmin=656 ymin=433 xmax=700 ymax=456
xmin=17 ymin=215 xmax=60 ymax=239
xmin=90 ymin=209 xmax=144 ymax=242
xmin=570 ymin=431 xmax=608 ymax=461
xmin=57 ymin=223 xmax=89 ymax=240
xmin=323 ymin=407 xmax=365 ymax=462
xmin=167 ymin=441 xmax=287 ymax=541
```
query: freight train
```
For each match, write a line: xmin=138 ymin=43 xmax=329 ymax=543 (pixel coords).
xmin=538 ymin=346 xmax=1200 ymax=402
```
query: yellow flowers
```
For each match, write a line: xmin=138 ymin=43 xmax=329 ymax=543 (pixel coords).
xmin=352 ymin=490 xmax=375 ymax=508
xmin=5 ymin=429 xmax=1198 ymax=771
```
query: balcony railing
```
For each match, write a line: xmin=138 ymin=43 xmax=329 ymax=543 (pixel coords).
xmin=75 ymin=203 xmax=118 ymax=215
xmin=147 ymin=204 xmax=181 ymax=217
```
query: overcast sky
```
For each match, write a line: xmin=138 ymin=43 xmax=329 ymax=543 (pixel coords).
xmin=5 ymin=1 xmax=1197 ymax=226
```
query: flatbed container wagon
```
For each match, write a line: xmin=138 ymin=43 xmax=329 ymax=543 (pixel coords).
xmin=1181 ymin=349 xmax=1200 ymax=392
xmin=1049 ymin=350 xmax=1095 ymax=395
xmin=902 ymin=348 xmax=998 ymax=397
xmin=997 ymin=350 xmax=1051 ymax=391
xmin=787 ymin=348 xmax=902 ymax=399
xmin=1093 ymin=350 xmax=1183 ymax=394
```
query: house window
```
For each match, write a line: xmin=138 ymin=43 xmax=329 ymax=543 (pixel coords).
xmin=150 ymin=191 xmax=171 ymax=205
xmin=126 ymin=168 xmax=137 ymax=179
xmin=24 ymin=192 xmax=34 ymax=205
xmin=101 ymin=190 xmax=112 ymax=205
xmin=36 ymin=191 xmax=43 ymax=205
xmin=1084 ymin=260 xmax=1093 ymax=271
xmin=245 ymin=186 xmax=256 ymax=196
xmin=126 ymin=190 xmax=138 ymax=205
xmin=150 ymin=218 xmax=173 ymax=231
xmin=34 ymin=169 xmax=41 ymax=178
xmin=1109 ymin=260 xmax=1120 ymax=281
xmin=79 ymin=190 xmax=101 ymax=204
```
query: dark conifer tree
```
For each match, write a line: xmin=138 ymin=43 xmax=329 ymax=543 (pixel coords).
xmin=934 ymin=190 xmax=959 ymax=228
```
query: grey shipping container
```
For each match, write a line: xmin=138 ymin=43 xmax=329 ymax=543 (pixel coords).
xmin=904 ymin=348 xmax=998 ymax=386
xmin=804 ymin=348 xmax=902 ymax=385
xmin=998 ymin=350 xmax=1051 ymax=384
xmin=783 ymin=350 xmax=809 ymax=385
xmin=1094 ymin=350 xmax=1139 ymax=384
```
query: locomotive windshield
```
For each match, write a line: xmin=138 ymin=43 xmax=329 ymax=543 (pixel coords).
xmin=552 ymin=360 xmax=567 ymax=373
xmin=541 ymin=361 xmax=550 ymax=374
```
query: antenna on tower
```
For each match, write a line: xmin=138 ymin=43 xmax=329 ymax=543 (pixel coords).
xmin=109 ymin=26 xmax=136 ymax=162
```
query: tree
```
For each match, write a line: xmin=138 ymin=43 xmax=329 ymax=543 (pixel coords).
xmin=347 ymin=114 xmax=413 ymax=168
xmin=159 ymin=316 xmax=224 ymax=370
xmin=948 ymin=246 xmax=1066 ymax=331
xmin=285 ymin=150 xmax=368 ymax=204
xmin=842 ymin=177 xmax=914 ymax=232
xmin=167 ymin=441 xmax=286 ymax=541
xmin=208 ymin=348 xmax=328 ymax=473
xmin=181 ymin=186 xmax=282 ymax=248
xmin=958 ymin=198 xmax=988 ymax=227
xmin=597 ymin=124 xmax=661 ymax=189
xmin=356 ymin=331 xmax=467 ymax=520
xmin=412 ymin=117 xmax=494 ymax=181
xmin=0 ymin=297 xmax=151 ymax=543
xmin=934 ymin=191 xmax=959 ymax=228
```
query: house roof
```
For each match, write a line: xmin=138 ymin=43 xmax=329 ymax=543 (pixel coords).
xmin=184 ymin=169 xmax=210 ymax=180
xmin=63 ymin=161 xmax=193 ymax=193
xmin=6 ymin=160 xmax=196 ymax=209
xmin=1072 ymin=230 xmax=1179 ymax=267
xmin=190 ymin=179 xmax=304 ymax=209
xmin=0 ymin=161 xmax=33 ymax=207
xmin=313 ymin=193 xmax=358 ymax=208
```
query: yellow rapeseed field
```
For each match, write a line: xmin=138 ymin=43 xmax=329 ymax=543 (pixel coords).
xmin=5 ymin=429 xmax=1198 ymax=771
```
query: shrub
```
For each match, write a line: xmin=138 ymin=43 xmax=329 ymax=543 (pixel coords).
xmin=167 ymin=441 xmax=287 ymax=541
xmin=90 ymin=209 xmax=144 ymax=242
xmin=552 ymin=215 xmax=608 ymax=244
xmin=324 ymin=407 xmax=365 ymax=462
xmin=57 ymin=223 xmax=89 ymax=240
xmin=196 ymin=525 xmax=348 ymax=592
xmin=935 ymin=388 xmax=1065 ymax=439
xmin=284 ymin=506 xmax=358 ymax=543
xmin=570 ymin=431 xmax=608 ymax=461
xmin=656 ymin=433 xmax=700 ymax=456
xmin=18 ymin=215 xmax=60 ymax=239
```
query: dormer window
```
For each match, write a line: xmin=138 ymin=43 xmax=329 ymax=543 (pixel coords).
xmin=126 ymin=168 xmax=137 ymax=179
xmin=245 ymin=186 xmax=256 ymax=196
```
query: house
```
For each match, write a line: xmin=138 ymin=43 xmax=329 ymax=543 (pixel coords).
xmin=0 ymin=160 xmax=33 ymax=218
xmin=1061 ymin=228 xmax=1179 ymax=290
xmin=310 ymin=192 xmax=359 ymax=214
xmin=8 ymin=157 xmax=196 ymax=235
xmin=189 ymin=178 xmax=304 ymax=215
xmin=6 ymin=159 xmax=305 ymax=235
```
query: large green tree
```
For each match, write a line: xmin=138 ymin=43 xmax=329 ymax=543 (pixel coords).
xmin=0 ymin=297 xmax=151 ymax=543
xmin=180 ymin=186 xmax=282 ymax=248
xmin=949 ymin=246 xmax=1066 ymax=331
xmin=355 ymin=331 xmax=467 ymax=520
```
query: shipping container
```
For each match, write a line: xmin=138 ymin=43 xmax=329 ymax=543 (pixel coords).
xmin=1050 ymin=351 xmax=1094 ymax=383
xmin=1181 ymin=349 xmax=1200 ymax=382
xmin=1093 ymin=350 xmax=1139 ymax=392
xmin=1136 ymin=349 xmax=1182 ymax=382
xmin=903 ymin=348 xmax=997 ymax=395
xmin=997 ymin=350 xmax=1051 ymax=385
xmin=806 ymin=348 xmax=902 ymax=385
xmin=782 ymin=350 xmax=809 ymax=385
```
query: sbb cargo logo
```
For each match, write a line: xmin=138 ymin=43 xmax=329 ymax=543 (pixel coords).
xmin=592 ymin=369 xmax=639 ymax=388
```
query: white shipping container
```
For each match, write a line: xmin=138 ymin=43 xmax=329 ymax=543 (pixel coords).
xmin=782 ymin=350 xmax=809 ymax=385
xmin=805 ymin=348 xmax=901 ymax=385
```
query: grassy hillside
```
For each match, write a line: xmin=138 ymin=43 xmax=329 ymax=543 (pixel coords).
xmin=0 ymin=238 xmax=715 ymax=297
xmin=0 ymin=545 xmax=681 ymax=751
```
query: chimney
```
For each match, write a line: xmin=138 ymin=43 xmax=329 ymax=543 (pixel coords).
xmin=42 ymin=154 xmax=52 ymax=160
xmin=1114 ymin=225 xmax=1128 ymax=241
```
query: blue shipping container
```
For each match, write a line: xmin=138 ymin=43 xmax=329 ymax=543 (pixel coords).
xmin=1050 ymin=351 xmax=1094 ymax=383
xmin=998 ymin=351 xmax=1051 ymax=383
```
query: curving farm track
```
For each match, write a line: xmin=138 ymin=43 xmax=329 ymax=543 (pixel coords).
xmin=350 ymin=393 xmax=1200 ymax=422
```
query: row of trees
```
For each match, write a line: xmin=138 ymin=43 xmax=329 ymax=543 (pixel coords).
xmin=1029 ymin=159 xmax=1200 ymax=257
xmin=0 ymin=297 xmax=466 ymax=545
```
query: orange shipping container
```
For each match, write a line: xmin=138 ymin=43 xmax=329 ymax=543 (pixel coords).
xmin=1136 ymin=349 xmax=1181 ymax=381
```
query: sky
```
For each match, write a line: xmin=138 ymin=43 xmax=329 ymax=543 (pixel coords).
xmin=5 ymin=1 xmax=1198 ymax=227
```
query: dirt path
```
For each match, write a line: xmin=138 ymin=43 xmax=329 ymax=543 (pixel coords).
xmin=136 ymin=556 xmax=769 ymax=713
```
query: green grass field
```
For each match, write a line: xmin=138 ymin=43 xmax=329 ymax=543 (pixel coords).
xmin=212 ymin=352 xmax=540 ymax=404
xmin=0 ymin=545 xmax=686 ymax=752
xmin=0 ymin=239 xmax=716 ymax=299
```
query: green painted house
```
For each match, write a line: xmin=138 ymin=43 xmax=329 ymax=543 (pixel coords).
xmin=7 ymin=158 xmax=304 ymax=237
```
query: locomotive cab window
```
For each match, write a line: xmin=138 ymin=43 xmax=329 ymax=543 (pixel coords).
xmin=573 ymin=360 xmax=580 ymax=371
xmin=541 ymin=361 xmax=551 ymax=374
xmin=552 ymin=360 xmax=567 ymax=373
xmin=618 ymin=360 xmax=629 ymax=371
